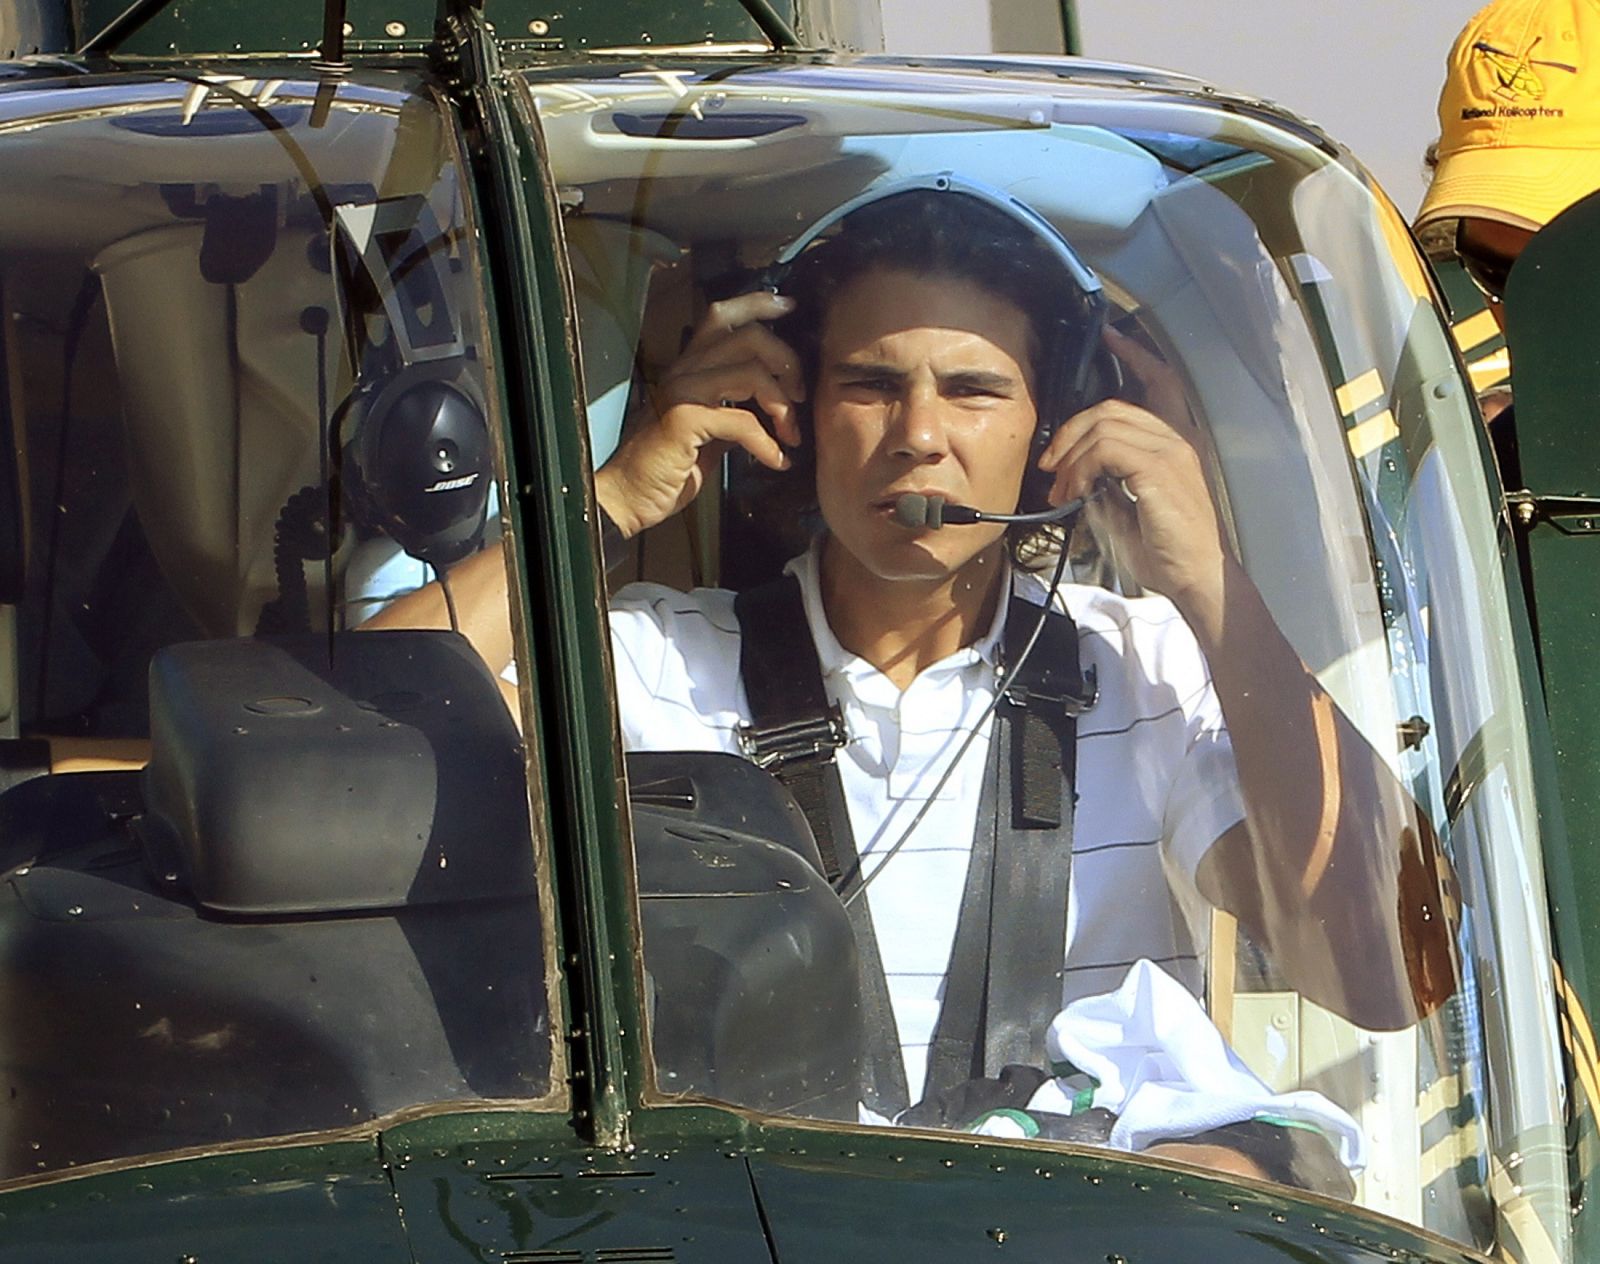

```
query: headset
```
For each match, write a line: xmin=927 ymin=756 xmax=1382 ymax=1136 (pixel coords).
xmin=258 ymin=196 xmax=491 ymax=636
xmin=760 ymin=170 xmax=1123 ymax=520
xmin=331 ymin=197 xmax=491 ymax=571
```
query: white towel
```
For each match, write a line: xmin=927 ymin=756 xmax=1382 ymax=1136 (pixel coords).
xmin=1008 ymin=958 xmax=1365 ymax=1171
xmin=863 ymin=959 xmax=1366 ymax=1175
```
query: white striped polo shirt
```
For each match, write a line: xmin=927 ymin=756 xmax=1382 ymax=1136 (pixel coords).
xmin=610 ymin=542 xmax=1246 ymax=1105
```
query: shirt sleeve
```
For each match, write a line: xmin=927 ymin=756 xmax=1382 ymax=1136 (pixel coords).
xmin=606 ymin=582 xmax=744 ymax=754
xmin=344 ymin=487 xmax=504 ymax=628
xmin=1162 ymin=721 xmax=1247 ymax=891
xmin=608 ymin=583 xmax=676 ymax=750
xmin=1126 ymin=597 xmax=1247 ymax=887
xmin=1058 ymin=586 xmax=1247 ymax=891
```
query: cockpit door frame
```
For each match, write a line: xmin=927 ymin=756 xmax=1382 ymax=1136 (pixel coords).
xmin=442 ymin=10 xmax=649 ymax=1149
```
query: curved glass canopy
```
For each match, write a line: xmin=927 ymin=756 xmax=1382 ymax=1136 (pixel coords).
xmin=0 ymin=53 xmax=1579 ymax=1264
xmin=0 ymin=70 xmax=560 ymax=1176
xmin=527 ymin=61 xmax=1572 ymax=1260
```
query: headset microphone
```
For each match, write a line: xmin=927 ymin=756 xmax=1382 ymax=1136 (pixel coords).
xmin=892 ymin=492 xmax=1089 ymax=531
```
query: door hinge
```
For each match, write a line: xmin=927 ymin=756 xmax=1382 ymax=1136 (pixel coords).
xmin=1505 ymin=490 xmax=1600 ymax=534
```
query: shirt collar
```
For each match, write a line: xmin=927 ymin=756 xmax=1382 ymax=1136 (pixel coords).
xmin=783 ymin=536 xmax=1011 ymax=683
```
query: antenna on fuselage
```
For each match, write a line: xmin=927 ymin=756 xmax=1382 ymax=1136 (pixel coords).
xmin=308 ymin=0 xmax=350 ymax=128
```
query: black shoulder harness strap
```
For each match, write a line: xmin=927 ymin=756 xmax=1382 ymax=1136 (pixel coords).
xmin=732 ymin=576 xmax=852 ymax=884
xmin=734 ymin=574 xmax=909 ymax=1112
xmin=922 ymin=594 xmax=1093 ymax=1101
xmin=733 ymin=572 xmax=1096 ymax=1115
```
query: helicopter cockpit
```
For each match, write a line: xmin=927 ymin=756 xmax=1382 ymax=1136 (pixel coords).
xmin=0 ymin=55 xmax=1579 ymax=1264
xmin=525 ymin=61 xmax=1571 ymax=1259
xmin=0 ymin=71 xmax=558 ymax=1169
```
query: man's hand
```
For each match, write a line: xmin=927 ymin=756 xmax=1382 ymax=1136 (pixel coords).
xmin=595 ymin=291 xmax=805 ymax=539
xmin=1035 ymin=327 xmax=1229 ymax=635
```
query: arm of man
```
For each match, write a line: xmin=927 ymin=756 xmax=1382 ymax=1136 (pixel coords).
xmin=1040 ymin=330 xmax=1458 ymax=1032
xmin=362 ymin=291 xmax=803 ymax=704
xmin=359 ymin=544 xmax=521 ymax=717
xmin=594 ymin=290 xmax=805 ymax=539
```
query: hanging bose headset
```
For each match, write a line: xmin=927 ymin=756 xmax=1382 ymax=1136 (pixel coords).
xmin=257 ymin=194 xmax=491 ymax=636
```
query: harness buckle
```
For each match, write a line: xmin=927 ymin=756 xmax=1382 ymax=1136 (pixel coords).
xmin=1003 ymin=663 xmax=1099 ymax=717
xmin=736 ymin=705 xmax=850 ymax=771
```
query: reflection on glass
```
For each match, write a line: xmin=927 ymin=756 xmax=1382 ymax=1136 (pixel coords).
xmin=0 ymin=73 xmax=554 ymax=1178
xmin=531 ymin=67 xmax=1567 ymax=1257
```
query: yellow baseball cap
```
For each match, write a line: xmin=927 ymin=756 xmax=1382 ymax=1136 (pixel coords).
xmin=1416 ymin=0 xmax=1600 ymax=233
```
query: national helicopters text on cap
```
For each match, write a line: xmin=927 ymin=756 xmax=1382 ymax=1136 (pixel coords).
xmin=1415 ymin=0 xmax=1600 ymax=233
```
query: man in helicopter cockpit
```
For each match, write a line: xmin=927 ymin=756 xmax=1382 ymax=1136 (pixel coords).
xmin=376 ymin=177 xmax=1459 ymax=1191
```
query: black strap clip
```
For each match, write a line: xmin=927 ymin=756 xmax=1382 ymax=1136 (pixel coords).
xmin=1001 ymin=662 xmax=1099 ymax=718
xmin=736 ymin=706 xmax=849 ymax=771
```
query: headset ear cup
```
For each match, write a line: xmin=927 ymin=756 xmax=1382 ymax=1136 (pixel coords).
xmin=347 ymin=362 xmax=492 ymax=567
xmin=720 ymin=399 xmax=818 ymax=591
xmin=1021 ymin=416 xmax=1060 ymax=514
xmin=1020 ymin=332 xmax=1119 ymax=515
xmin=1082 ymin=341 xmax=1123 ymax=410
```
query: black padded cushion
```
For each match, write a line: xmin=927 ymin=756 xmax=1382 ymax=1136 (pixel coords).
xmin=143 ymin=630 xmax=532 ymax=915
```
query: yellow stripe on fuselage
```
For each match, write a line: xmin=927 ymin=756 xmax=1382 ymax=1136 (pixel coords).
xmin=1347 ymin=409 xmax=1399 ymax=459
xmin=1335 ymin=368 xmax=1384 ymax=417
xmin=1467 ymin=350 xmax=1512 ymax=394
xmin=1452 ymin=308 xmax=1501 ymax=355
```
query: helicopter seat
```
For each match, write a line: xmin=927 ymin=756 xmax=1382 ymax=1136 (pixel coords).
xmin=141 ymin=629 xmax=533 ymax=914
xmin=0 ymin=628 xmax=550 ymax=1175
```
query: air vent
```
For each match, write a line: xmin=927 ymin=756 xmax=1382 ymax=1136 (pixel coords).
xmin=485 ymin=1168 xmax=656 ymax=1183
xmin=611 ymin=111 xmax=806 ymax=140
xmin=111 ymin=106 xmax=313 ymax=137
xmin=503 ymin=1252 xmax=582 ymax=1264
xmin=485 ymin=1170 xmax=563 ymax=1182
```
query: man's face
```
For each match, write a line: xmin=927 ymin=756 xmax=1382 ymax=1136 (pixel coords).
xmin=811 ymin=267 xmax=1040 ymax=586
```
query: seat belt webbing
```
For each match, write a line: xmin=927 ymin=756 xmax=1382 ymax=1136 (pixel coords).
xmin=922 ymin=594 xmax=1089 ymax=1097
xmin=733 ymin=576 xmax=850 ymax=884
xmin=734 ymin=575 xmax=909 ymax=1112
xmin=734 ymin=575 xmax=1094 ymax=1113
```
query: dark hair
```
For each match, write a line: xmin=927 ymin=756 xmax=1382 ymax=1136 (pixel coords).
xmin=782 ymin=189 xmax=1099 ymax=443
xmin=774 ymin=188 xmax=1109 ymax=560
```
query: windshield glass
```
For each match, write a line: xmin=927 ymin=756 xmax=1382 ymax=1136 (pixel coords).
xmin=527 ymin=63 xmax=1570 ymax=1258
xmin=0 ymin=71 xmax=559 ymax=1178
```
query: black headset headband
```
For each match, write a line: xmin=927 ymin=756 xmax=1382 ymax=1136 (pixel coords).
xmin=763 ymin=171 xmax=1112 ymax=427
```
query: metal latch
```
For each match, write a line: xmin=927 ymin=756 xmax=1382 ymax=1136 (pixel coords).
xmin=736 ymin=706 xmax=849 ymax=771
xmin=1002 ymin=664 xmax=1100 ymax=718
xmin=1397 ymin=714 xmax=1430 ymax=752
xmin=1505 ymin=490 xmax=1600 ymax=534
